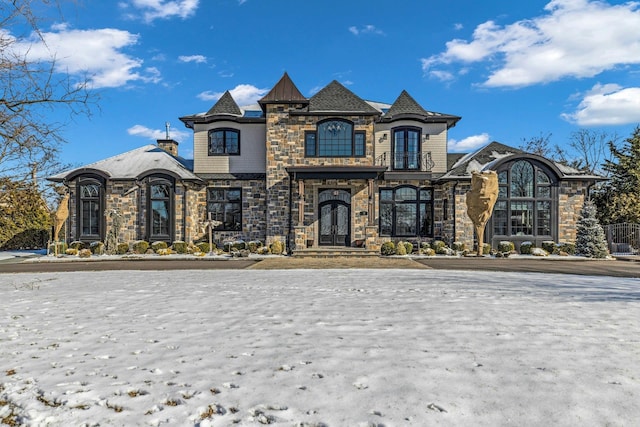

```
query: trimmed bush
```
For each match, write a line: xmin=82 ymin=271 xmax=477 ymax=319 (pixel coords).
xmin=78 ymin=248 xmax=92 ymax=258
xmin=532 ymin=247 xmax=548 ymax=257
xmin=69 ymin=241 xmax=85 ymax=250
xmin=404 ymin=241 xmax=413 ymax=254
xmin=498 ymin=241 xmax=515 ymax=253
xmin=172 ymin=241 xmax=188 ymax=254
xmin=157 ymin=248 xmax=172 ymax=256
xmin=422 ymin=247 xmax=436 ymax=256
xmin=431 ymin=240 xmax=446 ymax=251
xmin=132 ymin=240 xmax=149 ymax=254
xmin=196 ymin=242 xmax=211 ymax=253
xmin=151 ymin=241 xmax=168 ymax=253
xmin=269 ymin=240 xmax=285 ymax=255
xmin=65 ymin=248 xmax=78 ymax=256
xmin=541 ymin=241 xmax=556 ymax=254
xmin=557 ymin=242 xmax=575 ymax=255
xmin=452 ymin=241 xmax=465 ymax=252
xmin=520 ymin=241 xmax=534 ymax=255
xmin=482 ymin=243 xmax=491 ymax=255
xmin=90 ymin=241 xmax=105 ymax=255
xmin=396 ymin=241 xmax=407 ymax=255
xmin=116 ymin=242 xmax=129 ymax=255
xmin=380 ymin=241 xmax=395 ymax=256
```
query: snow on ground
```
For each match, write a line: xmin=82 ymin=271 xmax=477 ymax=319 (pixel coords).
xmin=1 ymin=269 xmax=639 ymax=426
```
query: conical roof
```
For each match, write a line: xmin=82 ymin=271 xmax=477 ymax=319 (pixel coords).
xmin=258 ymin=72 xmax=308 ymax=106
xmin=206 ymin=91 xmax=242 ymax=116
xmin=385 ymin=90 xmax=431 ymax=117
xmin=308 ymin=80 xmax=380 ymax=114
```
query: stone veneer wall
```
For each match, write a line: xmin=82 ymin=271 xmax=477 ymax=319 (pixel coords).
xmin=452 ymin=182 xmax=476 ymax=250
xmin=558 ymin=180 xmax=587 ymax=243
xmin=263 ymin=105 xmax=376 ymax=249
xmin=104 ymin=181 xmax=139 ymax=244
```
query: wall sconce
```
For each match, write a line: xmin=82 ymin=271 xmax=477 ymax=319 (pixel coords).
xmin=422 ymin=134 xmax=430 ymax=142
xmin=378 ymin=133 xmax=388 ymax=143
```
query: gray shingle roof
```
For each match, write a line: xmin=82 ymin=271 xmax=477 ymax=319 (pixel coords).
xmin=385 ymin=90 xmax=431 ymax=117
xmin=308 ymin=81 xmax=380 ymax=114
xmin=48 ymin=145 xmax=201 ymax=182
xmin=206 ymin=91 xmax=242 ymax=116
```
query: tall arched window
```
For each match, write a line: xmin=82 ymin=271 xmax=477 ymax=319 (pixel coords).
xmin=147 ymin=177 xmax=174 ymax=242
xmin=77 ymin=176 xmax=104 ymax=241
xmin=491 ymin=159 xmax=556 ymax=243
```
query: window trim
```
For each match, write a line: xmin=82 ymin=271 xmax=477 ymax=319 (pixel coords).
xmin=304 ymin=118 xmax=365 ymax=158
xmin=147 ymin=176 xmax=175 ymax=242
xmin=392 ymin=126 xmax=422 ymax=171
xmin=379 ymin=185 xmax=434 ymax=238
xmin=76 ymin=176 xmax=104 ymax=242
xmin=206 ymin=187 xmax=243 ymax=232
xmin=208 ymin=128 xmax=241 ymax=156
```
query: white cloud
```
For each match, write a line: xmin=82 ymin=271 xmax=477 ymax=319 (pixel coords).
xmin=448 ymin=133 xmax=490 ymax=152
xmin=561 ymin=83 xmax=640 ymax=126
xmin=13 ymin=26 xmax=157 ymax=89
xmin=197 ymin=84 xmax=268 ymax=106
xmin=124 ymin=0 xmax=200 ymax=23
xmin=422 ymin=0 xmax=640 ymax=87
xmin=348 ymin=24 xmax=385 ymax=36
xmin=127 ymin=124 xmax=190 ymax=142
xmin=179 ymin=54 xmax=207 ymax=64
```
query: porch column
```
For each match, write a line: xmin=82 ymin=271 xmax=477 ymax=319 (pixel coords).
xmin=298 ymin=180 xmax=305 ymax=224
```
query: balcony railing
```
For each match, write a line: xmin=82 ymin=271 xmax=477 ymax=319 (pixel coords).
xmin=375 ymin=151 xmax=434 ymax=172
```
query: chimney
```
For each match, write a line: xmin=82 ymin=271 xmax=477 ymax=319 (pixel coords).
xmin=157 ymin=139 xmax=179 ymax=156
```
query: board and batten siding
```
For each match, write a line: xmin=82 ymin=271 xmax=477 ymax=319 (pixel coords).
xmin=192 ymin=121 xmax=266 ymax=174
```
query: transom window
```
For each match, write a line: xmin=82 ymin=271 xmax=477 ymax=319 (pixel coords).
xmin=207 ymin=188 xmax=242 ymax=231
xmin=208 ymin=128 xmax=240 ymax=155
xmin=380 ymin=186 xmax=433 ymax=237
xmin=493 ymin=160 xmax=554 ymax=238
xmin=305 ymin=119 xmax=365 ymax=157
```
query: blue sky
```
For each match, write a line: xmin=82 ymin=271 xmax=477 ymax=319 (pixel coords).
xmin=14 ymin=0 xmax=640 ymax=167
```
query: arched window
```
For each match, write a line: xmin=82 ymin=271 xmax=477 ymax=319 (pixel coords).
xmin=305 ymin=119 xmax=365 ymax=157
xmin=147 ymin=177 xmax=174 ymax=241
xmin=491 ymin=160 xmax=555 ymax=240
xmin=208 ymin=128 xmax=240 ymax=155
xmin=379 ymin=186 xmax=433 ymax=237
xmin=78 ymin=178 xmax=103 ymax=240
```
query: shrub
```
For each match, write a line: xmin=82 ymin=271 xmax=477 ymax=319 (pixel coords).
xmin=269 ymin=240 xmax=285 ymax=255
xmin=482 ymin=243 xmax=491 ymax=255
xmin=172 ymin=241 xmax=188 ymax=254
xmin=257 ymin=246 xmax=270 ymax=255
xmin=69 ymin=241 xmax=85 ymax=250
xmin=532 ymin=247 xmax=548 ymax=257
xmin=541 ymin=241 xmax=556 ymax=254
xmin=65 ymin=248 xmax=78 ymax=256
xmin=520 ymin=241 xmax=534 ymax=255
xmin=422 ymin=247 xmax=436 ymax=256
xmin=404 ymin=241 xmax=413 ymax=254
xmin=196 ymin=242 xmax=211 ymax=253
xmin=157 ymin=248 xmax=172 ymax=256
xmin=78 ymin=248 xmax=92 ymax=258
xmin=90 ymin=241 xmax=105 ymax=255
xmin=396 ymin=241 xmax=407 ymax=255
xmin=48 ymin=242 xmax=68 ymax=255
xmin=132 ymin=240 xmax=149 ymax=254
xmin=431 ymin=240 xmax=446 ymax=251
xmin=152 ymin=241 xmax=168 ymax=253
xmin=380 ymin=241 xmax=395 ymax=256
xmin=557 ymin=242 xmax=575 ymax=255
xmin=452 ymin=241 xmax=465 ymax=252
xmin=498 ymin=241 xmax=515 ymax=253
xmin=116 ymin=242 xmax=129 ymax=255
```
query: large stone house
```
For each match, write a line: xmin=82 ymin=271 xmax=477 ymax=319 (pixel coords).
xmin=49 ymin=72 xmax=601 ymax=252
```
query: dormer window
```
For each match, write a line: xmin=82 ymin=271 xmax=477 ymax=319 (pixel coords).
xmin=208 ymin=129 xmax=240 ymax=155
xmin=305 ymin=119 xmax=365 ymax=157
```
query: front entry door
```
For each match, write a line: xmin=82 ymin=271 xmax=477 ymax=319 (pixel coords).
xmin=319 ymin=189 xmax=351 ymax=246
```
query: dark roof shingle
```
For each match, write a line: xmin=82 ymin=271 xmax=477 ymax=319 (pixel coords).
xmin=308 ymin=81 xmax=379 ymax=114
xmin=206 ymin=91 xmax=242 ymax=116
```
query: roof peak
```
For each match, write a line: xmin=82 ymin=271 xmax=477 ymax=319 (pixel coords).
xmin=206 ymin=91 xmax=242 ymax=116
xmin=308 ymin=80 xmax=379 ymax=114
xmin=258 ymin=72 xmax=308 ymax=106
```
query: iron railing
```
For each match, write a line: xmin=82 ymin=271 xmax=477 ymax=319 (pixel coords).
xmin=604 ymin=223 xmax=640 ymax=255
xmin=375 ymin=151 xmax=434 ymax=172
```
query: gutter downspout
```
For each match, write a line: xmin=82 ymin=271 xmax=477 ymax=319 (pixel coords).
xmin=288 ymin=172 xmax=293 ymax=255
xmin=452 ymin=181 xmax=458 ymax=244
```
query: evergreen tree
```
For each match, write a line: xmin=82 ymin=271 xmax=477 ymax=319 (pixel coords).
xmin=0 ymin=178 xmax=52 ymax=249
xmin=592 ymin=126 xmax=640 ymax=224
xmin=575 ymin=200 xmax=609 ymax=258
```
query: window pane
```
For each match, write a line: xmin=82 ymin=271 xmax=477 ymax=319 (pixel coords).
xmin=227 ymin=189 xmax=241 ymax=201
xmin=537 ymin=186 xmax=551 ymax=198
xmin=511 ymin=201 xmax=533 ymax=235
xmin=380 ymin=203 xmax=393 ymax=235
xmin=395 ymin=204 xmax=417 ymax=236
xmin=152 ymin=200 xmax=170 ymax=235
xmin=209 ymin=131 xmax=224 ymax=154
xmin=207 ymin=187 xmax=242 ymax=231
xmin=493 ymin=200 xmax=508 ymax=235
xmin=395 ymin=187 xmax=417 ymax=201
xmin=536 ymin=169 xmax=551 ymax=184
xmin=537 ymin=201 xmax=551 ymax=235
xmin=419 ymin=202 xmax=432 ymax=236
xmin=511 ymin=161 xmax=534 ymax=198
xmin=151 ymin=184 xmax=169 ymax=199
xmin=498 ymin=171 xmax=508 ymax=184
xmin=318 ymin=120 xmax=353 ymax=156
xmin=380 ymin=190 xmax=393 ymax=201
xmin=354 ymin=132 xmax=365 ymax=156
xmin=82 ymin=200 xmax=99 ymax=235
xmin=498 ymin=185 xmax=508 ymax=198
xmin=225 ymin=131 xmax=239 ymax=154
xmin=81 ymin=184 xmax=99 ymax=198
xmin=305 ymin=132 xmax=316 ymax=156
xmin=420 ymin=189 xmax=432 ymax=201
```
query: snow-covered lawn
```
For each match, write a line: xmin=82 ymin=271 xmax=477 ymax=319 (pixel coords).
xmin=1 ymin=269 xmax=639 ymax=426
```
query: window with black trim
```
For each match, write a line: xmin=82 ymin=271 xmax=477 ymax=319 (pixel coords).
xmin=304 ymin=119 xmax=365 ymax=157
xmin=393 ymin=127 xmax=421 ymax=170
xmin=379 ymin=186 xmax=433 ymax=237
xmin=148 ymin=178 xmax=174 ymax=241
xmin=208 ymin=128 xmax=240 ymax=155
xmin=493 ymin=160 xmax=555 ymax=238
xmin=78 ymin=179 xmax=103 ymax=240
xmin=207 ymin=188 xmax=242 ymax=231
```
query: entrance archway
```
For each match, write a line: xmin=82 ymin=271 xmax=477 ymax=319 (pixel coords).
xmin=318 ymin=189 xmax=351 ymax=246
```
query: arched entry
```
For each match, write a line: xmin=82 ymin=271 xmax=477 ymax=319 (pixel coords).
xmin=319 ymin=189 xmax=351 ymax=246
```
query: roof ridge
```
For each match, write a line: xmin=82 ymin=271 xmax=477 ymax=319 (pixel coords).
xmin=308 ymin=80 xmax=379 ymax=113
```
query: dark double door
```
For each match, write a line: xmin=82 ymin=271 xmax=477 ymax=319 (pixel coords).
xmin=318 ymin=189 xmax=351 ymax=246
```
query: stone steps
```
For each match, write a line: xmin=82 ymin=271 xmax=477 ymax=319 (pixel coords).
xmin=292 ymin=247 xmax=379 ymax=258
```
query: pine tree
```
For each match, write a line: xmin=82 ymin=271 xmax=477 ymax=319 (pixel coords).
xmin=575 ymin=200 xmax=609 ymax=258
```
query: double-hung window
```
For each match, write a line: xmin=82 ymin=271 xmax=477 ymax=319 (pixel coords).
xmin=208 ymin=129 xmax=240 ymax=155
xmin=305 ymin=119 xmax=365 ymax=157
xmin=207 ymin=188 xmax=242 ymax=231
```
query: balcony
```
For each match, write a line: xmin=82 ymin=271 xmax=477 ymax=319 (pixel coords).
xmin=375 ymin=151 xmax=434 ymax=172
